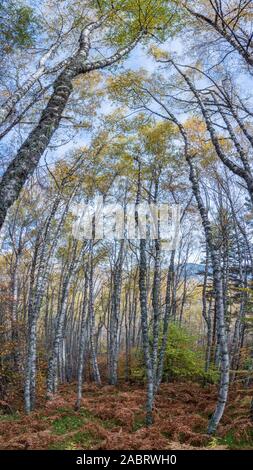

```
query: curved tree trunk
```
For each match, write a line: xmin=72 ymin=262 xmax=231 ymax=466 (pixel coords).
xmin=0 ymin=26 xmax=143 ymax=231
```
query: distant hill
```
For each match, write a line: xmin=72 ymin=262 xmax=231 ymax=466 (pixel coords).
xmin=183 ymin=263 xmax=212 ymax=278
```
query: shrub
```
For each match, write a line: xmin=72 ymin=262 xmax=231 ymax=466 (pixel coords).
xmin=163 ymin=323 xmax=218 ymax=382
xmin=132 ymin=322 xmax=218 ymax=384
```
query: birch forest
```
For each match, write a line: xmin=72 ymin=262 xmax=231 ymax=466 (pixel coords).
xmin=1 ymin=0 xmax=253 ymax=452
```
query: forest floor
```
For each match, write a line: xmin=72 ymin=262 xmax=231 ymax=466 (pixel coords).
xmin=0 ymin=382 xmax=253 ymax=450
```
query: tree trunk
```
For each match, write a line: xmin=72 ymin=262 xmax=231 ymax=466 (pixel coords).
xmin=0 ymin=27 xmax=143 ymax=230
xmin=75 ymin=269 xmax=89 ymax=410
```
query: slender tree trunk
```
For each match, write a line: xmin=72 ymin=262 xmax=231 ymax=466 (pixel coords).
xmin=109 ymin=240 xmax=125 ymax=385
xmin=186 ymin=156 xmax=230 ymax=435
xmin=88 ymin=242 xmax=101 ymax=385
xmin=202 ymin=247 xmax=213 ymax=373
xmin=171 ymin=61 xmax=253 ymax=205
xmin=185 ymin=6 xmax=253 ymax=67
xmin=0 ymin=43 xmax=59 ymax=127
xmin=162 ymin=106 xmax=230 ymax=433
xmin=24 ymin=236 xmax=40 ymax=413
xmin=156 ymin=249 xmax=175 ymax=389
xmin=75 ymin=270 xmax=89 ymax=410
xmin=47 ymin=242 xmax=78 ymax=397
xmin=139 ymin=238 xmax=154 ymax=425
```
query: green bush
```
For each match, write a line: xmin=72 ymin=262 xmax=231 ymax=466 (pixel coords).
xmin=163 ymin=323 xmax=218 ymax=383
xmin=132 ymin=322 xmax=218 ymax=384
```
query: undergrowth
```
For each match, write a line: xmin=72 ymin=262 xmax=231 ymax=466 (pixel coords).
xmin=131 ymin=323 xmax=219 ymax=384
xmin=0 ymin=382 xmax=252 ymax=450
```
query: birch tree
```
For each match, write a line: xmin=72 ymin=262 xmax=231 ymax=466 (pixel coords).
xmin=0 ymin=0 xmax=177 ymax=231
